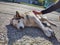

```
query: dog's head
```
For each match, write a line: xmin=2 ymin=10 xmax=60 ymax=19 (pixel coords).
xmin=12 ymin=11 xmax=25 ymax=30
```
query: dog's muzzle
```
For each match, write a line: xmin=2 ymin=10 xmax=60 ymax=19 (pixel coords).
xmin=19 ymin=26 xmax=23 ymax=29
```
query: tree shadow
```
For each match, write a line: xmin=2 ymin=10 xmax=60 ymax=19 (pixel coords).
xmin=6 ymin=24 xmax=60 ymax=45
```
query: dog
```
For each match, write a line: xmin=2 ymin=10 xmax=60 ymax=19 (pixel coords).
xmin=10 ymin=11 xmax=57 ymax=37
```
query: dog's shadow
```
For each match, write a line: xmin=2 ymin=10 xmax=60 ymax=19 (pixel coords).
xmin=6 ymin=24 xmax=60 ymax=45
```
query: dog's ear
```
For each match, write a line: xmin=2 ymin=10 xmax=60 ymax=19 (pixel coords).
xmin=16 ymin=11 xmax=20 ymax=18
xmin=15 ymin=11 xmax=24 ymax=19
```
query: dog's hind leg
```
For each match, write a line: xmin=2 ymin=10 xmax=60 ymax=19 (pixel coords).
xmin=32 ymin=16 xmax=55 ymax=37
xmin=32 ymin=15 xmax=45 ymax=30
xmin=47 ymin=20 xmax=57 ymax=27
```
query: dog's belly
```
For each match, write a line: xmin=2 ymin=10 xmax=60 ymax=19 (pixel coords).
xmin=24 ymin=18 xmax=38 ymax=27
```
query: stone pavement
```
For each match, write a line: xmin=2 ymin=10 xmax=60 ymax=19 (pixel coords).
xmin=0 ymin=1 xmax=60 ymax=45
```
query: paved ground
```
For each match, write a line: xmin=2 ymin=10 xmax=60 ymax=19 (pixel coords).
xmin=0 ymin=1 xmax=60 ymax=45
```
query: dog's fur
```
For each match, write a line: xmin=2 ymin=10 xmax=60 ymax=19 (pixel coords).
xmin=10 ymin=11 xmax=56 ymax=37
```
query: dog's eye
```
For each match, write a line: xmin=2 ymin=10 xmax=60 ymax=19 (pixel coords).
xmin=18 ymin=20 xmax=20 ymax=23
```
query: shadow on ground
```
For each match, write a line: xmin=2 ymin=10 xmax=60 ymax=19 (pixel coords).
xmin=6 ymin=24 xmax=60 ymax=45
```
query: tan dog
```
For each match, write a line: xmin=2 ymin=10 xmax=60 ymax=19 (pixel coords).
xmin=10 ymin=11 xmax=56 ymax=37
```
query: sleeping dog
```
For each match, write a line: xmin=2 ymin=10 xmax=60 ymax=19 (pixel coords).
xmin=10 ymin=11 xmax=56 ymax=37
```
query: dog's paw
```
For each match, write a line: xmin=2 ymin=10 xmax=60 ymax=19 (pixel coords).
xmin=43 ymin=27 xmax=55 ymax=37
xmin=52 ymin=24 xmax=57 ymax=27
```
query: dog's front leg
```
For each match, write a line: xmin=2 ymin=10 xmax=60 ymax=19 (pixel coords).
xmin=32 ymin=15 xmax=45 ymax=30
xmin=32 ymin=16 xmax=55 ymax=37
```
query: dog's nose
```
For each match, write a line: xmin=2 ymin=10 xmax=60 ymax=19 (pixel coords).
xmin=20 ymin=27 xmax=23 ymax=29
